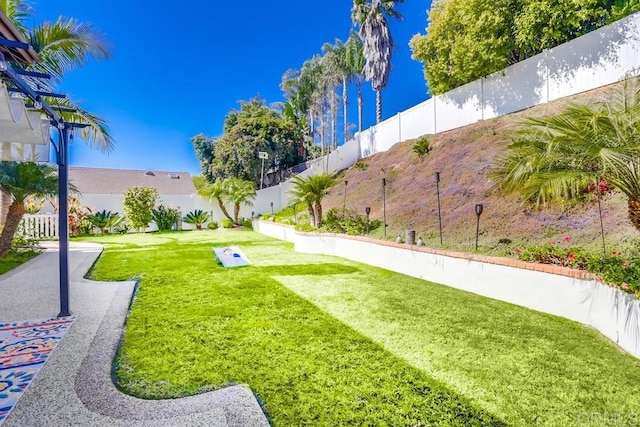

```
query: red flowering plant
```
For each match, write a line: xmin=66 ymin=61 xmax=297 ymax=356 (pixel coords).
xmin=516 ymin=237 xmax=640 ymax=295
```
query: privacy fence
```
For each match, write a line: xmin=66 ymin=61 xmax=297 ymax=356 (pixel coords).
xmin=252 ymin=12 xmax=640 ymax=215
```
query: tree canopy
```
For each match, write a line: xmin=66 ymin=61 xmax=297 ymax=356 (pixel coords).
xmin=410 ymin=0 xmax=640 ymax=95
xmin=201 ymin=98 xmax=304 ymax=187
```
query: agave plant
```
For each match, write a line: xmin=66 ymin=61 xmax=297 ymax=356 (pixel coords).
xmin=183 ymin=209 xmax=211 ymax=230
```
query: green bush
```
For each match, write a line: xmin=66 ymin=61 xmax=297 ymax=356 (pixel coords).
xmin=322 ymin=208 xmax=382 ymax=235
xmin=221 ymin=218 xmax=234 ymax=229
xmin=412 ymin=135 xmax=432 ymax=158
xmin=515 ymin=239 xmax=640 ymax=296
xmin=242 ymin=218 xmax=253 ymax=229
xmin=151 ymin=205 xmax=180 ymax=231
xmin=207 ymin=221 xmax=218 ymax=230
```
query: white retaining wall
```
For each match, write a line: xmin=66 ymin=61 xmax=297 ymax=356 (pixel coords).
xmin=254 ymin=220 xmax=640 ymax=359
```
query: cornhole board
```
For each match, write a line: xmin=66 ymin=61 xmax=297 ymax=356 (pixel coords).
xmin=213 ymin=246 xmax=251 ymax=268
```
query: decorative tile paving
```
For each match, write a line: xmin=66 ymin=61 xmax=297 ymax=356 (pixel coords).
xmin=0 ymin=316 xmax=76 ymax=425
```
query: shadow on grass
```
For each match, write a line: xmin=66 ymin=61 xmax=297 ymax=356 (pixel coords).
xmin=256 ymin=263 xmax=360 ymax=276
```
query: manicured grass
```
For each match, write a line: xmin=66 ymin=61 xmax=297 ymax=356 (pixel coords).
xmin=83 ymin=231 xmax=640 ymax=425
xmin=0 ymin=250 xmax=39 ymax=275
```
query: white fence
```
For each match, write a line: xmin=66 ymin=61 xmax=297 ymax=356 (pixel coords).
xmin=19 ymin=214 xmax=58 ymax=239
xmin=254 ymin=221 xmax=640 ymax=359
xmin=253 ymin=12 xmax=640 ymax=211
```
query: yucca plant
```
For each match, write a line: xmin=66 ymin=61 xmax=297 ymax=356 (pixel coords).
xmin=183 ymin=209 xmax=210 ymax=230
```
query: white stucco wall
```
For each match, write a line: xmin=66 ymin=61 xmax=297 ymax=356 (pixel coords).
xmin=254 ymin=221 xmax=640 ymax=359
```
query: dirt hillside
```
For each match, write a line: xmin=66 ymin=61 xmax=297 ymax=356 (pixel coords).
xmin=321 ymin=82 xmax=638 ymax=255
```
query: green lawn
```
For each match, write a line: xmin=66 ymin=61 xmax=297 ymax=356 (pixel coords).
xmin=0 ymin=250 xmax=39 ymax=275
xmin=82 ymin=230 xmax=640 ymax=426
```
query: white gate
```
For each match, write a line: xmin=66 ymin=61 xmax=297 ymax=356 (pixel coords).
xmin=19 ymin=214 xmax=58 ymax=239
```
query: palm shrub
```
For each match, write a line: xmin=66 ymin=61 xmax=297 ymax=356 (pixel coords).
xmin=183 ymin=209 xmax=210 ymax=230
xmin=0 ymin=162 xmax=58 ymax=257
xmin=151 ymin=205 xmax=180 ymax=231
xmin=491 ymin=78 xmax=640 ymax=231
xmin=86 ymin=210 xmax=122 ymax=234
xmin=412 ymin=135 xmax=432 ymax=158
xmin=289 ymin=173 xmax=336 ymax=228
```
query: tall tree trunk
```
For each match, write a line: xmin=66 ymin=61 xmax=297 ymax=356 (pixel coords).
xmin=216 ymin=198 xmax=233 ymax=222
xmin=234 ymin=203 xmax=240 ymax=225
xmin=0 ymin=200 xmax=25 ymax=258
xmin=331 ymin=90 xmax=337 ymax=150
xmin=0 ymin=193 xmax=11 ymax=232
xmin=343 ymin=77 xmax=349 ymax=144
xmin=375 ymin=88 xmax=382 ymax=124
xmin=628 ymin=196 xmax=640 ymax=232
xmin=357 ymin=83 xmax=363 ymax=133
xmin=307 ymin=203 xmax=315 ymax=228
xmin=314 ymin=201 xmax=323 ymax=228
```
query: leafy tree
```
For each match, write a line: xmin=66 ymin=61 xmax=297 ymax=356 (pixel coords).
xmin=410 ymin=0 xmax=640 ymax=95
xmin=191 ymin=134 xmax=217 ymax=183
xmin=123 ymin=186 xmax=158 ymax=231
xmin=491 ymin=78 xmax=640 ymax=230
xmin=2 ymin=0 xmax=114 ymax=149
xmin=289 ymin=173 xmax=336 ymax=227
xmin=352 ymin=0 xmax=404 ymax=123
xmin=0 ymin=162 xmax=58 ymax=257
xmin=151 ymin=205 xmax=180 ymax=231
xmin=211 ymin=98 xmax=304 ymax=186
xmin=183 ymin=209 xmax=210 ymax=230
xmin=224 ymin=177 xmax=256 ymax=224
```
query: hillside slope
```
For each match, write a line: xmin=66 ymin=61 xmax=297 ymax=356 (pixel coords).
xmin=321 ymin=81 xmax=638 ymax=256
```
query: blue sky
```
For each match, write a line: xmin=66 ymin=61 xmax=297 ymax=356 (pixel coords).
xmin=31 ymin=1 xmax=433 ymax=175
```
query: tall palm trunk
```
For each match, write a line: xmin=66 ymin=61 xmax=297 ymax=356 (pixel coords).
xmin=0 ymin=193 xmax=10 ymax=231
xmin=217 ymin=199 xmax=233 ymax=222
xmin=234 ymin=203 xmax=241 ymax=225
xmin=628 ymin=196 xmax=640 ymax=232
xmin=343 ymin=77 xmax=349 ymax=144
xmin=307 ymin=203 xmax=316 ymax=228
xmin=357 ymin=83 xmax=363 ymax=133
xmin=314 ymin=201 xmax=323 ymax=227
xmin=375 ymin=88 xmax=382 ymax=124
xmin=0 ymin=200 xmax=25 ymax=258
xmin=330 ymin=90 xmax=337 ymax=150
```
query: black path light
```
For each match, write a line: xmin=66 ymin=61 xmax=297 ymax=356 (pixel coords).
xmin=435 ymin=171 xmax=443 ymax=245
xmin=365 ymin=206 xmax=371 ymax=234
xmin=382 ymin=175 xmax=387 ymax=237
xmin=292 ymin=203 xmax=297 ymax=224
xmin=343 ymin=180 xmax=348 ymax=216
xmin=270 ymin=201 xmax=274 ymax=215
xmin=475 ymin=203 xmax=484 ymax=251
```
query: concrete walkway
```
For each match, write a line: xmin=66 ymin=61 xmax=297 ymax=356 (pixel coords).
xmin=0 ymin=242 xmax=270 ymax=426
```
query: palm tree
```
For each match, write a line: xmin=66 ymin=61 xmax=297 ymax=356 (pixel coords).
xmin=0 ymin=162 xmax=58 ymax=257
xmin=491 ymin=78 xmax=640 ymax=230
xmin=289 ymin=174 xmax=316 ymax=227
xmin=352 ymin=0 xmax=404 ymax=124
xmin=345 ymin=30 xmax=365 ymax=134
xmin=2 ymin=1 xmax=113 ymax=149
xmin=200 ymin=180 xmax=234 ymax=223
xmin=289 ymin=173 xmax=335 ymax=227
xmin=224 ymin=177 xmax=256 ymax=225
xmin=183 ymin=209 xmax=211 ymax=230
